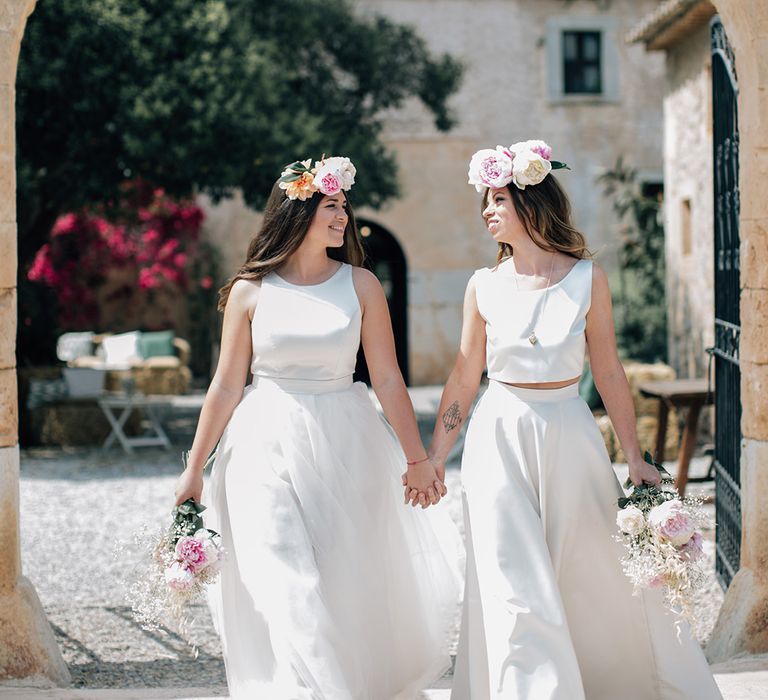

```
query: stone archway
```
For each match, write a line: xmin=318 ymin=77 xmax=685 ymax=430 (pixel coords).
xmin=0 ymin=0 xmax=69 ymax=685
xmin=704 ymin=0 xmax=768 ymax=660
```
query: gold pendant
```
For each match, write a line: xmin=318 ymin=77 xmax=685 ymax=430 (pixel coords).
xmin=528 ymin=332 xmax=538 ymax=345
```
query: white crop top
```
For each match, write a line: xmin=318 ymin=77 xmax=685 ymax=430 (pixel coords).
xmin=250 ymin=263 xmax=362 ymax=381
xmin=473 ymin=258 xmax=592 ymax=383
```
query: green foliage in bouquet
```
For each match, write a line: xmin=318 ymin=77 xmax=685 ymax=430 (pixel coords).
xmin=619 ymin=450 xmax=676 ymax=509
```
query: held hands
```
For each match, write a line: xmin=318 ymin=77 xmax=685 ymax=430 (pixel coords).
xmin=401 ymin=455 xmax=447 ymax=509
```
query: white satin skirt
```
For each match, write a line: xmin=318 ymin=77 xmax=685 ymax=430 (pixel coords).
xmin=453 ymin=380 xmax=721 ymax=700
xmin=204 ymin=375 xmax=462 ymax=700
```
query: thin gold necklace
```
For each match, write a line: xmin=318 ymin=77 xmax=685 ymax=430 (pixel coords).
xmin=512 ymin=252 xmax=556 ymax=345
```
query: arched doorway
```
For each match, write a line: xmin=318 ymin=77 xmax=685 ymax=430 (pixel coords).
xmin=354 ymin=220 xmax=409 ymax=385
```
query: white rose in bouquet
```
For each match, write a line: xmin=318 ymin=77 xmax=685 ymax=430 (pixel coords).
xmin=616 ymin=505 xmax=646 ymax=536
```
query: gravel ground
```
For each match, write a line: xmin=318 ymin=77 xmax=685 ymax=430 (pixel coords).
xmin=19 ymin=417 xmax=721 ymax=690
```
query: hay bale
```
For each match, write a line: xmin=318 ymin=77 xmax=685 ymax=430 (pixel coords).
xmin=29 ymin=401 xmax=143 ymax=446
xmin=594 ymin=412 xmax=618 ymax=462
xmin=590 ymin=411 xmax=679 ymax=464
xmin=622 ymin=361 xmax=677 ymax=418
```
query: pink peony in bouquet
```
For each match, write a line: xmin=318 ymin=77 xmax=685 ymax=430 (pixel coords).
xmin=126 ymin=454 xmax=223 ymax=638
xmin=615 ymin=452 xmax=709 ymax=623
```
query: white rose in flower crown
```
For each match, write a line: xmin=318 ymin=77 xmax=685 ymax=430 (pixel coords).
xmin=313 ymin=157 xmax=356 ymax=196
xmin=467 ymin=147 xmax=514 ymax=192
xmin=511 ymin=148 xmax=552 ymax=189
xmin=616 ymin=505 xmax=646 ymax=536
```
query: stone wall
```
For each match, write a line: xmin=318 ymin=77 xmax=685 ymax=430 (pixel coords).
xmin=662 ymin=23 xmax=714 ymax=378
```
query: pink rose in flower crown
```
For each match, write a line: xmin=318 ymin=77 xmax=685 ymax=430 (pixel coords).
xmin=679 ymin=531 xmax=704 ymax=562
xmin=521 ymin=139 xmax=552 ymax=161
xmin=165 ymin=561 xmax=196 ymax=591
xmin=313 ymin=157 xmax=356 ymax=196
xmin=467 ymin=147 xmax=514 ymax=192
xmin=647 ymin=499 xmax=695 ymax=547
xmin=175 ymin=535 xmax=209 ymax=574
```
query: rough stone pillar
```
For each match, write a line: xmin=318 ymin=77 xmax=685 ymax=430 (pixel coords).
xmin=707 ymin=0 xmax=768 ymax=661
xmin=0 ymin=0 xmax=70 ymax=686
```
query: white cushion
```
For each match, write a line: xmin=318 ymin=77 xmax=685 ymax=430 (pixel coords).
xmin=56 ymin=332 xmax=95 ymax=362
xmin=102 ymin=331 xmax=143 ymax=368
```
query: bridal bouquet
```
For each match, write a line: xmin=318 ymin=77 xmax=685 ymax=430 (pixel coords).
xmin=615 ymin=452 xmax=709 ymax=623
xmin=126 ymin=454 xmax=223 ymax=636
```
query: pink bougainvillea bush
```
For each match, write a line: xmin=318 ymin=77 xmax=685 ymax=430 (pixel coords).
xmin=27 ymin=183 xmax=208 ymax=331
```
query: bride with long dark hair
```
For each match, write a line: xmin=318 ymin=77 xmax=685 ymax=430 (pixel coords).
xmin=174 ymin=156 xmax=460 ymax=699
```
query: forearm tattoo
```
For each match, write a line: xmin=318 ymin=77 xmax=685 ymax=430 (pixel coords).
xmin=442 ymin=401 xmax=462 ymax=433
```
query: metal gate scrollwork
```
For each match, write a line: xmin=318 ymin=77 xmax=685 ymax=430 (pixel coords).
xmin=711 ymin=15 xmax=741 ymax=590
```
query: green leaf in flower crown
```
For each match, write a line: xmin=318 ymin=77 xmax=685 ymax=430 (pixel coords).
xmin=279 ymin=173 xmax=301 ymax=183
xmin=551 ymin=161 xmax=570 ymax=170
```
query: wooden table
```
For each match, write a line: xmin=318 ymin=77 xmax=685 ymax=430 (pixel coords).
xmin=637 ymin=378 xmax=713 ymax=497
xmin=98 ymin=392 xmax=173 ymax=453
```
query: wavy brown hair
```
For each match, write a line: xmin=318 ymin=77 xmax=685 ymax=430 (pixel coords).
xmin=217 ymin=181 xmax=365 ymax=310
xmin=482 ymin=173 xmax=592 ymax=263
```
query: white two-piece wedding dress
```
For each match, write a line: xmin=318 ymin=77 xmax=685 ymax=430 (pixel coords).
xmin=204 ymin=263 xmax=461 ymax=700
xmin=452 ymin=259 xmax=722 ymax=699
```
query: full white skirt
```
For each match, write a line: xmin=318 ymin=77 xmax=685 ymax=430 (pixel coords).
xmin=204 ymin=377 xmax=462 ymax=700
xmin=453 ymin=381 xmax=722 ymax=700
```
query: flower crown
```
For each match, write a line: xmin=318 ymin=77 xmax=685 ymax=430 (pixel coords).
xmin=278 ymin=156 xmax=356 ymax=201
xmin=468 ymin=140 xmax=569 ymax=192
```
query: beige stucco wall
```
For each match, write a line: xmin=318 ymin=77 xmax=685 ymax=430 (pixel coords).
xmin=663 ymin=23 xmax=714 ymax=378
xmin=204 ymin=0 xmax=666 ymax=384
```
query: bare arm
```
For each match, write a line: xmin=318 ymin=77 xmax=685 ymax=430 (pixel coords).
xmin=586 ymin=264 xmax=660 ymax=486
xmin=353 ymin=267 xmax=444 ymax=506
xmin=428 ymin=275 xmax=487 ymax=466
xmin=174 ymin=279 xmax=256 ymax=505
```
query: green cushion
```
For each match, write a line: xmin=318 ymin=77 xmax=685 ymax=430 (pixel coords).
xmin=139 ymin=330 xmax=175 ymax=359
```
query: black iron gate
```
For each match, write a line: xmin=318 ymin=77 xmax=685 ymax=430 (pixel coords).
xmin=711 ymin=16 xmax=741 ymax=590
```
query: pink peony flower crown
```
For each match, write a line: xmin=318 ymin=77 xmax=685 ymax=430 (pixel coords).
xmin=468 ymin=140 xmax=569 ymax=192
xmin=278 ymin=155 xmax=356 ymax=201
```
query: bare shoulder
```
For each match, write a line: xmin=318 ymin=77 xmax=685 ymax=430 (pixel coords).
xmin=351 ymin=265 xmax=380 ymax=289
xmin=228 ymin=277 xmax=262 ymax=319
xmin=588 ymin=261 xmax=612 ymax=309
xmin=351 ymin=265 xmax=384 ymax=306
xmin=590 ymin=261 xmax=609 ymax=288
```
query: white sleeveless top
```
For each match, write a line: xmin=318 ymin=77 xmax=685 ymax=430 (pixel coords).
xmin=250 ymin=263 xmax=362 ymax=382
xmin=473 ymin=258 xmax=593 ymax=383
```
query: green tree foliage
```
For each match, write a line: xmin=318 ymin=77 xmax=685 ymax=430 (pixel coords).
xmin=16 ymin=0 xmax=463 ymax=267
xmin=598 ymin=158 xmax=668 ymax=363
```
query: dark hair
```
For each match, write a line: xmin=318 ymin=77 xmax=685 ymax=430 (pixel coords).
xmin=217 ymin=181 xmax=365 ymax=310
xmin=482 ymin=173 xmax=592 ymax=263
